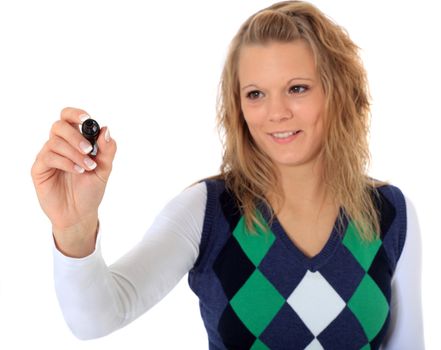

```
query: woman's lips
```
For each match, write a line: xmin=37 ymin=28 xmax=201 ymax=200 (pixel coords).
xmin=269 ymin=130 xmax=302 ymax=143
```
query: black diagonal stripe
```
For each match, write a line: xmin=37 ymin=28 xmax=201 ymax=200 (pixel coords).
xmin=368 ymin=245 xmax=393 ymax=301
xmin=213 ymin=237 xmax=256 ymax=300
xmin=219 ymin=187 xmax=243 ymax=234
xmin=218 ymin=304 xmax=256 ymax=349
xmin=371 ymin=188 xmax=396 ymax=239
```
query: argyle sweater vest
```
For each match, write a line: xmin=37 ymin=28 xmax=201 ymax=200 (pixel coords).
xmin=188 ymin=179 xmax=407 ymax=350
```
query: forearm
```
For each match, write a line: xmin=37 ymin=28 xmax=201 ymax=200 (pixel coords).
xmin=53 ymin=240 xmax=127 ymax=339
xmin=53 ymin=233 xmax=196 ymax=340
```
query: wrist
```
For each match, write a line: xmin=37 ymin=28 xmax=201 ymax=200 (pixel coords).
xmin=52 ymin=215 xmax=99 ymax=258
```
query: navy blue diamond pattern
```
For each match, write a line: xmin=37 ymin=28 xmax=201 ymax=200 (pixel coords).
xmin=258 ymin=239 xmax=307 ymax=298
xmin=317 ymin=306 xmax=368 ymax=349
xmin=260 ymin=303 xmax=315 ymax=349
xmin=319 ymin=244 xmax=366 ymax=302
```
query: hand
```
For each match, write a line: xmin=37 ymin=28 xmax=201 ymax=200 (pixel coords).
xmin=31 ymin=107 xmax=117 ymax=257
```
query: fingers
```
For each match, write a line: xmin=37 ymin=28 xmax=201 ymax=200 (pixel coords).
xmin=50 ymin=119 xmax=95 ymax=156
xmin=34 ymin=148 xmax=87 ymax=175
xmin=93 ymin=126 xmax=117 ymax=181
xmin=60 ymin=107 xmax=91 ymax=125
xmin=33 ymin=107 xmax=117 ymax=182
xmin=48 ymin=136 xmax=98 ymax=172
xmin=33 ymin=136 xmax=98 ymax=176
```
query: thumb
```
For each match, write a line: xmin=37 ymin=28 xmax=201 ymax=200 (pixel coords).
xmin=94 ymin=126 xmax=117 ymax=182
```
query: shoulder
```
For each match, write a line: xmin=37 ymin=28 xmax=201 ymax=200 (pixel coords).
xmin=161 ymin=181 xmax=207 ymax=213
xmin=198 ymin=177 xmax=237 ymax=218
xmin=375 ymin=183 xmax=406 ymax=211
xmin=374 ymin=183 xmax=408 ymax=272
xmin=374 ymin=183 xmax=407 ymax=232
xmin=190 ymin=178 xmax=241 ymax=272
xmin=200 ymin=177 xmax=227 ymax=196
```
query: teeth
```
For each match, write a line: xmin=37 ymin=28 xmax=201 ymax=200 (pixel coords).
xmin=272 ymin=131 xmax=297 ymax=139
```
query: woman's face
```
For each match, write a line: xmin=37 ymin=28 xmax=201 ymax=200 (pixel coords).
xmin=238 ymin=40 xmax=326 ymax=172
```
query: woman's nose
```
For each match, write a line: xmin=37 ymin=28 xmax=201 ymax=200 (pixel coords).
xmin=268 ymin=95 xmax=292 ymax=122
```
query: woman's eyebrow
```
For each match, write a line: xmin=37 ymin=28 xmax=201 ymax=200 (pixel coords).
xmin=241 ymin=77 xmax=314 ymax=91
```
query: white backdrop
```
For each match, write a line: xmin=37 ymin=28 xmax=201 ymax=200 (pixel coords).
xmin=0 ymin=0 xmax=439 ymax=348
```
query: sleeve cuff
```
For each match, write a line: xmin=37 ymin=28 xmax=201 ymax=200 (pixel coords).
xmin=52 ymin=231 xmax=103 ymax=268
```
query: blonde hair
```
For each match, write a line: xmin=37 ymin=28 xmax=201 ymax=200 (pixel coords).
xmin=215 ymin=0 xmax=382 ymax=240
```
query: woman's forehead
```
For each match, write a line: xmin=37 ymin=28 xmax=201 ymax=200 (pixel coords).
xmin=237 ymin=41 xmax=318 ymax=85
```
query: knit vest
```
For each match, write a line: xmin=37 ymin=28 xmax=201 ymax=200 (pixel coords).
xmin=188 ymin=179 xmax=407 ymax=350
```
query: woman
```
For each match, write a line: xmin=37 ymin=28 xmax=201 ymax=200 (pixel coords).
xmin=31 ymin=1 xmax=424 ymax=349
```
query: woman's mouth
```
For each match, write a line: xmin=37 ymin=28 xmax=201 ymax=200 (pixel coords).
xmin=269 ymin=130 xmax=302 ymax=143
xmin=271 ymin=130 xmax=301 ymax=139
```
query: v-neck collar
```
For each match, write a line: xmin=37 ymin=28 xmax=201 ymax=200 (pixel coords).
xmin=259 ymin=204 xmax=348 ymax=272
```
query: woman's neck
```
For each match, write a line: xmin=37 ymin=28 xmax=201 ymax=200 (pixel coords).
xmin=270 ymin=159 xmax=332 ymax=215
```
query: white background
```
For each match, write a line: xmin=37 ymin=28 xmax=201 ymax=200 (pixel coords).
xmin=0 ymin=0 xmax=439 ymax=348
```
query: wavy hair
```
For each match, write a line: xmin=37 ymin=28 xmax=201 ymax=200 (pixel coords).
xmin=215 ymin=0 xmax=382 ymax=241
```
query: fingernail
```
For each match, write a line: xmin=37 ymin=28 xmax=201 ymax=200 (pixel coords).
xmin=83 ymin=158 xmax=97 ymax=170
xmin=80 ymin=141 xmax=93 ymax=154
xmin=79 ymin=114 xmax=90 ymax=122
xmin=105 ymin=128 xmax=110 ymax=142
xmin=74 ymin=164 xmax=85 ymax=173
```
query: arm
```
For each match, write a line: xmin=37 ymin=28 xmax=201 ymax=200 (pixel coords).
xmin=53 ymin=182 xmax=207 ymax=340
xmin=381 ymin=196 xmax=425 ymax=349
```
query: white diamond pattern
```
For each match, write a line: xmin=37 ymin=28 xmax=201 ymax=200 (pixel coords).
xmin=304 ymin=338 xmax=325 ymax=350
xmin=287 ymin=270 xmax=345 ymax=336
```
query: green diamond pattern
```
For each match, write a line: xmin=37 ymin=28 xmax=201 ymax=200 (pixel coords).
xmin=233 ymin=214 xmax=275 ymax=266
xmin=250 ymin=338 xmax=270 ymax=350
xmin=342 ymin=221 xmax=382 ymax=271
xmin=347 ymin=274 xmax=389 ymax=341
xmin=360 ymin=344 xmax=371 ymax=350
xmin=230 ymin=269 xmax=285 ymax=337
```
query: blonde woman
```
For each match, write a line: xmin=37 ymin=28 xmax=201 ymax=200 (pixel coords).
xmin=31 ymin=1 xmax=424 ymax=349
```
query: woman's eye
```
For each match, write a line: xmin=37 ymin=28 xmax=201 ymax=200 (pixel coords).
xmin=289 ymin=85 xmax=308 ymax=94
xmin=246 ymin=90 xmax=263 ymax=100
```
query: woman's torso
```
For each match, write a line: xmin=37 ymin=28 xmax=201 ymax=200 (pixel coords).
xmin=189 ymin=179 xmax=407 ymax=350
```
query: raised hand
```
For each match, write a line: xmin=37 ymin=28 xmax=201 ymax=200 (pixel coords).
xmin=31 ymin=107 xmax=117 ymax=257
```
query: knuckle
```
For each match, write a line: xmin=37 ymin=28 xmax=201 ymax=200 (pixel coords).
xmin=60 ymin=106 xmax=87 ymax=120
xmin=43 ymin=139 xmax=52 ymax=151
xmin=50 ymin=120 xmax=63 ymax=135
xmin=50 ymin=136 xmax=63 ymax=149
xmin=31 ymin=153 xmax=44 ymax=177
xmin=42 ymin=151 xmax=55 ymax=164
xmin=60 ymin=106 xmax=73 ymax=116
xmin=46 ymin=137 xmax=58 ymax=150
